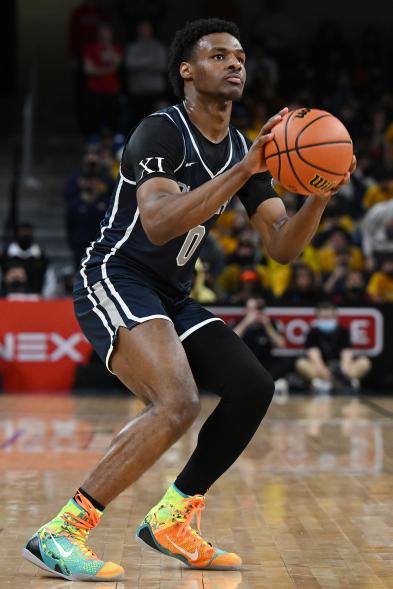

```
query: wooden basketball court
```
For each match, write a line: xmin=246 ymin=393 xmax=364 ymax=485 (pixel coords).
xmin=1 ymin=393 xmax=393 ymax=588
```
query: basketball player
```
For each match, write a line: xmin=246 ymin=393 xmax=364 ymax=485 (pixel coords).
xmin=24 ymin=18 xmax=355 ymax=581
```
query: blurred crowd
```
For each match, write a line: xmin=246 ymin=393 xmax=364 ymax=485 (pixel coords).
xmin=2 ymin=1 xmax=393 ymax=309
xmin=2 ymin=2 xmax=393 ymax=395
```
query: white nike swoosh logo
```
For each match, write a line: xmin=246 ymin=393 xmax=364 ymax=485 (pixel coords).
xmin=48 ymin=532 xmax=73 ymax=558
xmin=166 ymin=535 xmax=199 ymax=561
xmin=185 ymin=162 xmax=197 ymax=167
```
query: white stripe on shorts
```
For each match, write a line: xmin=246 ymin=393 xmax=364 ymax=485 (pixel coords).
xmin=92 ymin=282 xmax=126 ymax=329
xmin=179 ymin=317 xmax=223 ymax=342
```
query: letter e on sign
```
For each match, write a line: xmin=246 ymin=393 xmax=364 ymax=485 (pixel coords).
xmin=350 ymin=320 xmax=370 ymax=346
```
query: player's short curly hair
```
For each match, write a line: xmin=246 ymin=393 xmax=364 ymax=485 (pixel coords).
xmin=168 ymin=18 xmax=241 ymax=99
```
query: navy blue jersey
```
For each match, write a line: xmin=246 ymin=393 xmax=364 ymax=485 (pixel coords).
xmin=75 ymin=103 xmax=277 ymax=299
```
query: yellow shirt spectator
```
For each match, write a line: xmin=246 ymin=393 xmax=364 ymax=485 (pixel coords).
xmin=316 ymin=246 xmax=364 ymax=273
xmin=363 ymin=181 xmax=393 ymax=210
xmin=367 ymin=272 xmax=393 ymax=303
xmin=217 ymin=263 xmax=269 ymax=296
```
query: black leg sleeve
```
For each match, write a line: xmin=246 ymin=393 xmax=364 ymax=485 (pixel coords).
xmin=175 ymin=321 xmax=274 ymax=496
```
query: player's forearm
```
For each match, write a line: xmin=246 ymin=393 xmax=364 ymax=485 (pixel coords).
xmin=269 ymin=195 xmax=329 ymax=263
xmin=141 ymin=163 xmax=251 ymax=245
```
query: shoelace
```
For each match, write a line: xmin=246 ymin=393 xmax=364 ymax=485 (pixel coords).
xmin=177 ymin=495 xmax=206 ymax=539
xmin=61 ymin=492 xmax=100 ymax=560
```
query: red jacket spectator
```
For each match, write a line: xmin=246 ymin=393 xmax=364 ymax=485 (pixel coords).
xmin=83 ymin=24 xmax=122 ymax=95
xmin=68 ymin=0 xmax=110 ymax=61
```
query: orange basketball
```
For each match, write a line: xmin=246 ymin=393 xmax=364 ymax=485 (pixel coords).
xmin=265 ymin=108 xmax=353 ymax=196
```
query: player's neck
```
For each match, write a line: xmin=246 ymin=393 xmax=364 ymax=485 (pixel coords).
xmin=183 ymin=96 xmax=231 ymax=143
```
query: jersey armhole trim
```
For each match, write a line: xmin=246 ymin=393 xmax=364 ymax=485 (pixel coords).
xmin=119 ymin=171 xmax=136 ymax=184
xmin=149 ymin=112 xmax=186 ymax=172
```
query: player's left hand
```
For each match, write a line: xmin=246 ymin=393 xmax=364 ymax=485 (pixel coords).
xmin=314 ymin=155 xmax=357 ymax=199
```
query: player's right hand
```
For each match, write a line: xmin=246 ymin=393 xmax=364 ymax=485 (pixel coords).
xmin=242 ymin=107 xmax=288 ymax=175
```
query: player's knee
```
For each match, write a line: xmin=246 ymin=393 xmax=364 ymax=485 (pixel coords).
xmin=249 ymin=368 xmax=275 ymax=410
xmin=162 ymin=387 xmax=201 ymax=435
xmin=226 ymin=364 xmax=275 ymax=414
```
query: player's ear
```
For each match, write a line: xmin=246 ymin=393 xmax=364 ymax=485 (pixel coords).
xmin=180 ymin=61 xmax=193 ymax=82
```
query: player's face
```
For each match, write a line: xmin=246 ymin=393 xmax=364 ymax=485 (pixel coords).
xmin=185 ymin=32 xmax=246 ymax=100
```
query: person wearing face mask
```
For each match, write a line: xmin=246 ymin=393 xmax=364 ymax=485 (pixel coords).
xmin=0 ymin=223 xmax=53 ymax=296
xmin=295 ymin=301 xmax=371 ymax=396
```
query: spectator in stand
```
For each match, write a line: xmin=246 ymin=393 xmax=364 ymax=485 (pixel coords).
xmin=363 ymin=177 xmax=393 ymax=210
xmin=86 ymin=130 xmax=126 ymax=180
xmin=125 ymin=20 xmax=167 ymax=125
xmin=367 ymin=256 xmax=393 ymax=303
xmin=213 ymin=208 xmax=249 ymax=255
xmin=83 ymin=23 xmax=122 ymax=133
xmin=229 ymin=268 xmax=270 ymax=305
xmin=199 ymin=234 xmax=226 ymax=281
xmin=234 ymin=297 xmax=290 ymax=401
xmin=55 ymin=266 xmax=76 ymax=297
xmin=68 ymin=0 xmax=111 ymax=129
xmin=216 ymin=236 xmax=269 ymax=302
xmin=322 ymin=250 xmax=352 ymax=299
xmin=295 ymin=301 xmax=371 ymax=396
xmin=279 ymin=263 xmax=321 ymax=306
xmin=0 ymin=223 xmax=53 ymax=296
xmin=69 ymin=0 xmax=111 ymax=63
xmin=362 ymin=197 xmax=393 ymax=272
xmin=64 ymin=152 xmax=114 ymax=268
xmin=190 ymin=259 xmax=217 ymax=304
xmin=0 ymin=264 xmax=34 ymax=299
xmin=330 ymin=158 xmax=374 ymax=221
xmin=313 ymin=199 xmax=354 ymax=245
xmin=314 ymin=227 xmax=364 ymax=275
xmin=116 ymin=0 xmax=167 ymax=40
xmin=338 ymin=271 xmax=370 ymax=305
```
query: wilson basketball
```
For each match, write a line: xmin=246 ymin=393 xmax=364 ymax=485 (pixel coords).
xmin=265 ymin=108 xmax=353 ymax=196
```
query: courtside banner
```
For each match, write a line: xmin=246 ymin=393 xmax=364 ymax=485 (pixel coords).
xmin=209 ymin=306 xmax=384 ymax=357
xmin=0 ymin=301 xmax=386 ymax=392
xmin=0 ymin=299 xmax=92 ymax=393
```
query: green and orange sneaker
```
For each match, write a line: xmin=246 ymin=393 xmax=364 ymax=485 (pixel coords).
xmin=136 ymin=484 xmax=242 ymax=570
xmin=23 ymin=491 xmax=124 ymax=581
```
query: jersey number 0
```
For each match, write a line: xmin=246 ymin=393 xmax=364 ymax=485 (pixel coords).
xmin=176 ymin=225 xmax=206 ymax=267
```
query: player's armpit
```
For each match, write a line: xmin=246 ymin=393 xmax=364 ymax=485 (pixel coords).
xmin=137 ymin=177 xmax=182 ymax=245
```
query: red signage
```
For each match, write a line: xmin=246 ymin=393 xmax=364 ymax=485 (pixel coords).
xmin=210 ymin=307 xmax=384 ymax=356
xmin=0 ymin=301 xmax=384 ymax=393
xmin=0 ymin=300 xmax=92 ymax=393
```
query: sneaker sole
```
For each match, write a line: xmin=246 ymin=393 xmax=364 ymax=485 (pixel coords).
xmin=23 ymin=547 xmax=125 ymax=582
xmin=135 ymin=524 xmax=241 ymax=571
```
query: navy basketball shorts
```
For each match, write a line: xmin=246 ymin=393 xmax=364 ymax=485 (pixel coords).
xmin=73 ymin=275 xmax=223 ymax=373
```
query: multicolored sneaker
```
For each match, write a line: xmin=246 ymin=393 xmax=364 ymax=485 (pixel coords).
xmin=136 ymin=484 xmax=242 ymax=570
xmin=23 ymin=491 xmax=124 ymax=581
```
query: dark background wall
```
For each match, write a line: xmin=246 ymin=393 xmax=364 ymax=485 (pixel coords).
xmin=12 ymin=0 xmax=393 ymax=97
